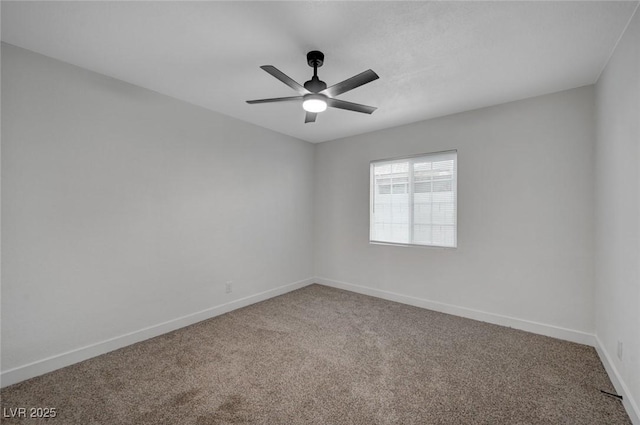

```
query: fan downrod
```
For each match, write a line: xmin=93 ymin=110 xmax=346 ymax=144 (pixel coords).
xmin=304 ymin=51 xmax=327 ymax=93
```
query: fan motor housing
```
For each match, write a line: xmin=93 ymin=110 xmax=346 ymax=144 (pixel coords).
xmin=304 ymin=76 xmax=327 ymax=93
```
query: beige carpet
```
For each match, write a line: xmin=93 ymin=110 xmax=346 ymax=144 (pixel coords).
xmin=0 ymin=284 xmax=631 ymax=424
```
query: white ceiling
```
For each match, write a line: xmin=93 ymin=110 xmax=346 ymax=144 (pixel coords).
xmin=2 ymin=1 xmax=638 ymax=143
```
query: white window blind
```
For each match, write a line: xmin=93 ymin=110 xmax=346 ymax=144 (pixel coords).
xmin=370 ymin=151 xmax=457 ymax=248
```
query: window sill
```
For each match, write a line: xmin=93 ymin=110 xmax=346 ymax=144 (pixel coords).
xmin=369 ymin=241 xmax=457 ymax=249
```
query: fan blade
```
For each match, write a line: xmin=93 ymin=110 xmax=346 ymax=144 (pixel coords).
xmin=322 ymin=69 xmax=379 ymax=97
xmin=246 ymin=96 xmax=303 ymax=104
xmin=261 ymin=65 xmax=308 ymax=95
xmin=327 ymin=98 xmax=377 ymax=114
xmin=305 ymin=112 xmax=317 ymax=123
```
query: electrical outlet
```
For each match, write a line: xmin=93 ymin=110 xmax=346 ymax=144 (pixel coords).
xmin=225 ymin=281 xmax=233 ymax=294
xmin=617 ymin=341 xmax=623 ymax=361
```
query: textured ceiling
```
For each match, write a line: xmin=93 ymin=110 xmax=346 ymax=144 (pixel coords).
xmin=1 ymin=1 xmax=638 ymax=143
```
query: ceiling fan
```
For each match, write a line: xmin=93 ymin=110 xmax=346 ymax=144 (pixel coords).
xmin=246 ymin=51 xmax=379 ymax=123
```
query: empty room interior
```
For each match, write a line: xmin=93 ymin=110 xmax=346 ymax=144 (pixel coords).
xmin=1 ymin=1 xmax=639 ymax=424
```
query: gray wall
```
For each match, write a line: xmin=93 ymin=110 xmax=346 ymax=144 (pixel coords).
xmin=1 ymin=43 xmax=315 ymax=372
xmin=315 ymin=86 xmax=596 ymax=334
xmin=595 ymin=8 xmax=640 ymax=418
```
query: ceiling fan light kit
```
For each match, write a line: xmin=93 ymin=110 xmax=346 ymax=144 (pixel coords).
xmin=247 ymin=50 xmax=379 ymax=123
xmin=302 ymin=94 xmax=327 ymax=113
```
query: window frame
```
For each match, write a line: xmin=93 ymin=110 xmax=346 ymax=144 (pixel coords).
xmin=369 ymin=150 xmax=458 ymax=249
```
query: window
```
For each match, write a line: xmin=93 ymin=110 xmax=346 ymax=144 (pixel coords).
xmin=370 ymin=150 xmax=457 ymax=248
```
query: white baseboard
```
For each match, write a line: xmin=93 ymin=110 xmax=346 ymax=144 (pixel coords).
xmin=594 ymin=336 xmax=640 ymax=425
xmin=315 ymin=277 xmax=596 ymax=346
xmin=0 ymin=277 xmax=315 ymax=388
